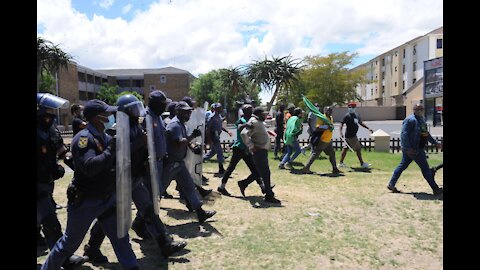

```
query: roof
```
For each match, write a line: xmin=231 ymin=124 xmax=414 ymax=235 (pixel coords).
xmin=94 ymin=66 xmax=194 ymax=77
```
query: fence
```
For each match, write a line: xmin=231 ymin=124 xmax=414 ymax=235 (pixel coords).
xmin=62 ymin=135 xmax=442 ymax=154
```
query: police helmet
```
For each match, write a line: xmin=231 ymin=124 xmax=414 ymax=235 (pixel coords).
xmin=37 ymin=93 xmax=70 ymax=109
xmin=116 ymin=94 xmax=146 ymax=117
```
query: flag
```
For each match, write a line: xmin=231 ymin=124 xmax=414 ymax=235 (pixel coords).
xmin=302 ymin=95 xmax=334 ymax=131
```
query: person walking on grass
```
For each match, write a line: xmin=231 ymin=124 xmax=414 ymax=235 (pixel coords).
xmin=386 ymin=103 xmax=443 ymax=195
xmin=301 ymin=106 xmax=342 ymax=175
xmin=217 ymin=104 xmax=266 ymax=196
xmin=279 ymin=107 xmax=304 ymax=170
xmin=338 ymin=102 xmax=373 ymax=168
xmin=273 ymin=104 xmax=285 ymax=160
xmin=241 ymin=107 xmax=281 ymax=204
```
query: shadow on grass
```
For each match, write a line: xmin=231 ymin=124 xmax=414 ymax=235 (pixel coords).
xmin=289 ymin=169 xmax=345 ymax=178
xmin=37 ymin=262 xmax=98 ymax=270
xmin=387 ymin=191 xmax=443 ymax=201
xmin=237 ymin=195 xmax=285 ymax=209
xmin=165 ymin=221 xmax=223 ymax=239
xmin=132 ymin=237 xmax=184 ymax=269
xmin=348 ymin=167 xmax=373 ymax=173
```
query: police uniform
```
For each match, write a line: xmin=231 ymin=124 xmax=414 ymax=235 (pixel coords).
xmin=203 ymin=107 xmax=225 ymax=164
xmin=41 ymin=105 xmax=138 ymax=270
xmin=37 ymin=123 xmax=66 ymax=249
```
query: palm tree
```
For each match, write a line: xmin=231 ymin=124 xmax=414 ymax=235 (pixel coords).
xmin=37 ymin=37 xmax=73 ymax=92
xmin=245 ymin=55 xmax=303 ymax=111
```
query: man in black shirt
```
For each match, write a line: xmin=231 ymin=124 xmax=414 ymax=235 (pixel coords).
xmin=338 ymin=102 xmax=373 ymax=168
xmin=273 ymin=104 xmax=285 ymax=160
xmin=71 ymin=104 xmax=87 ymax=136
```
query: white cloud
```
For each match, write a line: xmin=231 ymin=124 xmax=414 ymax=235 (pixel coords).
xmin=38 ymin=0 xmax=442 ymax=92
xmin=122 ymin=3 xmax=132 ymax=14
xmin=99 ymin=0 xmax=115 ymax=9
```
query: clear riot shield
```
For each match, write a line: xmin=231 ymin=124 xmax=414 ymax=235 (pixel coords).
xmin=184 ymin=107 xmax=206 ymax=186
xmin=115 ymin=111 xmax=132 ymax=239
xmin=145 ymin=114 xmax=160 ymax=215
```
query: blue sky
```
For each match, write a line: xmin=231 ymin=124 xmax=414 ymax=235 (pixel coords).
xmin=38 ymin=0 xmax=442 ymax=103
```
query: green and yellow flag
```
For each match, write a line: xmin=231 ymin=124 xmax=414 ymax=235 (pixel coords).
xmin=302 ymin=95 xmax=334 ymax=131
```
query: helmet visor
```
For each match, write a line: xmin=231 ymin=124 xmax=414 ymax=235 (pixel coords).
xmin=124 ymin=100 xmax=146 ymax=117
xmin=37 ymin=93 xmax=70 ymax=109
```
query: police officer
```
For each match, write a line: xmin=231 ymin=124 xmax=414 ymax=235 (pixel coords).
xmin=163 ymin=101 xmax=217 ymax=223
xmin=84 ymin=94 xmax=187 ymax=259
xmin=37 ymin=93 xmax=86 ymax=269
xmin=41 ymin=99 xmax=140 ymax=270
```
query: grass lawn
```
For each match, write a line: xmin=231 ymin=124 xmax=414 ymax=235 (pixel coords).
xmin=37 ymin=150 xmax=443 ymax=270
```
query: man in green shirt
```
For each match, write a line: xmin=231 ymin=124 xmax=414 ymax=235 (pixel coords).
xmin=279 ymin=108 xmax=304 ymax=170
xmin=217 ymin=104 xmax=266 ymax=196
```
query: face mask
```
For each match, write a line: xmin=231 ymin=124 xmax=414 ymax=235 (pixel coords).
xmin=103 ymin=114 xmax=115 ymax=130
xmin=348 ymin=107 xmax=355 ymax=113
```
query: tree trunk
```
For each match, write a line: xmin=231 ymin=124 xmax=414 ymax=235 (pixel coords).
xmin=266 ymin=84 xmax=281 ymax=112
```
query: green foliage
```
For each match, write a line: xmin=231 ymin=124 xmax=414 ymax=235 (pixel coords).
xmin=97 ymin=83 xmax=120 ymax=105
xmin=190 ymin=68 xmax=259 ymax=111
xmin=291 ymin=51 xmax=367 ymax=109
xmin=37 ymin=37 xmax=73 ymax=91
xmin=38 ymin=70 xmax=56 ymax=94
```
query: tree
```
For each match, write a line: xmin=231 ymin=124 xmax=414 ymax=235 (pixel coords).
xmin=296 ymin=52 xmax=367 ymax=108
xmin=38 ymin=70 xmax=56 ymax=94
xmin=97 ymin=83 xmax=120 ymax=105
xmin=117 ymin=91 xmax=144 ymax=104
xmin=245 ymin=55 xmax=303 ymax=111
xmin=37 ymin=37 xmax=73 ymax=92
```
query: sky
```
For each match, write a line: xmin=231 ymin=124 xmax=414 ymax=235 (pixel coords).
xmin=37 ymin=0 xmax=443 ymax=103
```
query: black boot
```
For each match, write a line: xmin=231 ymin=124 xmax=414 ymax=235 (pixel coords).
xmin=215 ymin=164 xmax=225 ymax=177
xmin=237 ymin=180 xmax=248 ymax=197
xmin=131 ymin=216 xmax=152 ymax=239
xmin=197 ymin=185 xmax=213 ymax=198
xmin=196 ymin=207 xmax=216 ymax=223
xmin=156 ymin=234 xmax=187 ymax=257
xmin=62 ymin=254 xmax=87 ymax=270
xmin=83 ymin=244 xmax=109 ymax=264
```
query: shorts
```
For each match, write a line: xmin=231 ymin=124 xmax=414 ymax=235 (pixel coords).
xmin=344 ymin=137 xmax=362 ymax=151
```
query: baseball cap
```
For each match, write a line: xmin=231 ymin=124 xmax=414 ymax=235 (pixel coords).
xmin=253 ymin=106 xmax=268 ymax=116
xmin=181 ymin=96 xmax=196 ymax=107
xmin=149 ymin=90 xmax=172 ymax=103
xmin=83 ymin=99 xmax=118 ymax=120
xmin=175 ymin=101 xmax=194 ymax=111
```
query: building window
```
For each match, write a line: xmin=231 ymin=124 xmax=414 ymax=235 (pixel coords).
xmin=371 ymin=89 xmax=373 ymax=95
xmin=382 ymin=72 xmax=385 ymax=78
xmin=375 ymin=74 xmax=378 ymax=79
xmin=133 ymin=79 xmax=144 ymax=87
xmin=102 ymin=78 xmax=108 ymax=84
xmin=413 ymin=62 xmax=417 ymax=71
xmin=413 ymin=45 xmax=416 ymax=55
xmin=395 ymin=66 xmax=397 ymax=72
xmin=402 ymin=80 xmax=405 ymax=90
xmin=437 ymin=38 xmax=443 ymax=49
xmin=87 ymin=74 xmax=94 ymax=84
xmin=160 ymin=75 xmax=167 ymax=83
xmin=382 ymin=85 xmax=385 ymax=91
xmin=394 ymin=82 xmax=397 ymax=87
xmin=403 ymin=48 xmax=406 ymax=58
xmin=402 ymin=64 xmax=405 ymax=74
xmin=413 ymin=78 xmax=416 ymax=84
xmin=117 ymin=79 xmax=130 ymax=87
xmin=78 ymin=72 xmax=86 ymax=82
xmin=394 ymin=51 xmax=398 ymax=57
xmin=375 ymin=60 xmax=378 ymax=66
xmin=382 ymin=58 xmax=385 ymax=66
xmin=79 ymin=91 xmax=88 ymax=101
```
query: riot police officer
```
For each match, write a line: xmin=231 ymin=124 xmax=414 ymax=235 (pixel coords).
xmin=83 ymin=94 xmax=187 ymax=260
xmin=37 ymin=93 xmax=86 ymax=269
xmin=41 ymin=99 xmax=140 ymax=270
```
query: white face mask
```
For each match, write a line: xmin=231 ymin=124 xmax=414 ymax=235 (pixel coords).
xmin=348 ymin=107 xmax=355 ymax=113
xmin=103 ymin=114 xmax=116 ymax=129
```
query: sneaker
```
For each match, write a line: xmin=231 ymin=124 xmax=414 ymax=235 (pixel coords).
xmin=83 ymin=244 xmax=109 ymax=264
xmin=198 ymin=187 xmax=213 ymax=198
xmin=284 ymin=162 xmax=293 ymax=170
xmin=217 ymin=187 xmax=231 ymax=196
xmin=387 ymin=185 xmax=400 ymax=193
xmin=433 ymin=187 xmax=443 ymax=196
xmin=338 ymin=163 xmax=348 ymax=168
xmin=301 ymin=147 xmax=307 ymax=156
xmin=361 ymin=162 xmax=371 ymax=168
xmin=264 ymin=195 xmax=281 ymax=204
xmin=278 ymin=163 xmax=285 ymax=169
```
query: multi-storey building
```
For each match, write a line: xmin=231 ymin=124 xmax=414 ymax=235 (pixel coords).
xmin=54 ymin=62 xmax=196 ymax=127
xmin=353 ymin=26 xmax=443 ymax=115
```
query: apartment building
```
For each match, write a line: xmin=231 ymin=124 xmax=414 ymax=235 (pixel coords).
xmin=54 ymin=63 xmax=196 ymax=127
xmin=353 ymin=26 xmax=443 ymax=115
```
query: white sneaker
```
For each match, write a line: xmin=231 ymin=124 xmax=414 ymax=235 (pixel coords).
xmin=284 ymin=162 xmax=293 ymax=170
xmin=361 ymin=162 xmax=371 ymax=168
xmin=338 ymin=163 xmax=347 ymax=168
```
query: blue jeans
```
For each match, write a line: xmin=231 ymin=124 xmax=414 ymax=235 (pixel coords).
xmin=203 ymin=141 xmax=225 ymax=164
xmin=388 ymin=149 xmax=440 ymax=191
xmin=280 ymin=139 xmax=301 ymax=165
xmin=162 ymin=160 xmax=202 ymax=209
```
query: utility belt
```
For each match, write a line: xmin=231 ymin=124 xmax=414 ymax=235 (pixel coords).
xmin=67 ymin=183 xmax=112 ymax=208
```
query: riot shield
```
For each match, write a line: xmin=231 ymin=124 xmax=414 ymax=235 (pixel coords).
xmin=145 ymin=113 xmax=160 ymax=215
xmin=184 ymin=107 xmax=206 ymax=186
xmin=115 ymin=111 xmax=132 ymax=239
